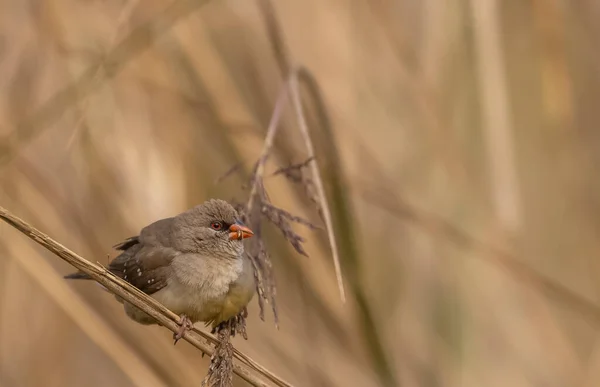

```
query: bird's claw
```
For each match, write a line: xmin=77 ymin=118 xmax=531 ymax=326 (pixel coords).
xmin=173 ymin=315 xmax=193 ymax=345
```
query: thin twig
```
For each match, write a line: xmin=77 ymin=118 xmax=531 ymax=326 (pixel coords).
xmin=0 ymin=205 xmax=293 ymax=387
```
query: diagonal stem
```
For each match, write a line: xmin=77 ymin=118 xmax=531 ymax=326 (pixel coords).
xmin=0 ymin=205 xmax=292 ymax=387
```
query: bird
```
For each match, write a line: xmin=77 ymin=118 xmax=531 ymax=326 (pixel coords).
xmin=64 ymin=199 xmax=256 ymax=343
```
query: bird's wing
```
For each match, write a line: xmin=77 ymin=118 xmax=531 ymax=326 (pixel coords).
xmin=108 ymin=243 xmax=178 ymax=295
xmin=108 ymin=217 xmax=178 ymax=294
xmin=113 ymin=217 xmax=174 ymax=251
xmin=112 ymin=236 xmax=139 ymax=251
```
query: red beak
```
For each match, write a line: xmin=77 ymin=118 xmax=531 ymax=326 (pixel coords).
xmin=229 ymin=223 xmax=254 ymax=240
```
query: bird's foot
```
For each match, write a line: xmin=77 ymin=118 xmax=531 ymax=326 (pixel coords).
xmin=173 ymin=314 xmax=194 ymax=345
xmin=210 ymin=321 xmax=226 ymax=335
xmin=210 ymin=309 xmax=248 ymax=340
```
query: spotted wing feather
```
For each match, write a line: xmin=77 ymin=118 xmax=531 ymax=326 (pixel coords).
xmin=108 ymin=241 xmax=177 ymax=295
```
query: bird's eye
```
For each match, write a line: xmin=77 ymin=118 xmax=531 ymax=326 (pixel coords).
xmin=210 ymin=221 xmax=223 ymax=231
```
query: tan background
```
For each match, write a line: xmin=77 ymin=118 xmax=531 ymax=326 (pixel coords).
xmin=1 ymin=0 xmax=600 ymax=386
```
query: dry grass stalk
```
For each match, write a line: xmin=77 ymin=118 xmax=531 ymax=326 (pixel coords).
xmin=203 ymin=310 xmax=249 ymax=387
xmin=469 ymin=0 xmax=522 ymax=232
xmin=244 ymin=69 xmax=346 ymax=303
xmin=0 ymin=205 xmax=292 ymax=387
xmin=287 ymin=68 xmax=346 ymax=302
xmin=254 ymin=4 xmax=399 ymax=385
xmin=256 ymin=2 xmax=400 ymax=385
xmin=66 ymin=0 xmax=140 ymax=149
xmin=222 ymin=70 xmax=348 ymax=337
xmin=360 ymin=186 xmax=600 ymax=328
xmin=202 ymin=323 xmax=234 ymax=387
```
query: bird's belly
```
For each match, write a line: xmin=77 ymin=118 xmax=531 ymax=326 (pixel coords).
xmin=215 ymin=263 xmax=255 ymax=323
xmin=151 ymin=273 xmax=254 ymax=326
xmin=217 ymin=287 xmax=254 ymax=323
xmin=152 ymin=280 xmax=225 ymax=323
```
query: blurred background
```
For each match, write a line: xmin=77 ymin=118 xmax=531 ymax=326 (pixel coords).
xmin=1 ymin=0 xmax=600 ymax=386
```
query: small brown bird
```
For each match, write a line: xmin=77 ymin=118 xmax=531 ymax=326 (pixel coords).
xmin=65 ymin=199 xmax=255 ymax=342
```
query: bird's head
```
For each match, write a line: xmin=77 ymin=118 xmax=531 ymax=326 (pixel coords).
xmin=173 ymin=199 xmax=254 ymax=258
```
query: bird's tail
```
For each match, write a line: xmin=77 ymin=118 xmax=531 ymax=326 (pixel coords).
xmin=64 ymin=270 xmax=111 ymax=293
xmin=64 ymin=271 xmax=92 ymax=280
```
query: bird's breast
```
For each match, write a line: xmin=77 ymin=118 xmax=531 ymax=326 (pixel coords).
xmin=154 ymin=253 xmax=251 ymax=323
xmin=217 ymin=257 xmax=255 ymax=322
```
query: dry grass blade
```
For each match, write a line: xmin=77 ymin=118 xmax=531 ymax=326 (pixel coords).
xmin=0 ymin=0 xmax=212 ymax=168
xmin=0 ymin=205 xmax=293 ymax=387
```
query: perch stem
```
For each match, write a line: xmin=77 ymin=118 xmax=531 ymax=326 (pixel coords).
xmin=0 ymin=205 xmax=292 ymax=387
